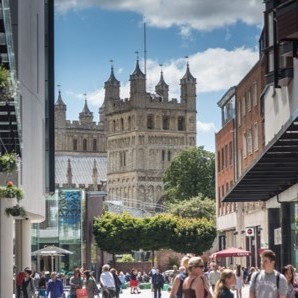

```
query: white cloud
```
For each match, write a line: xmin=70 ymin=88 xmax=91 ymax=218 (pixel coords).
xmin=67 ymin=46 xmax=259 ymax=109
xmin=196 ymin=121 xmax=217 ymax=133
xmin=55 ymin=0 xmax=263 ymax=31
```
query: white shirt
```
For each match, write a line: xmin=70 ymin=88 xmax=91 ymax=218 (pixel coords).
xmin=100 ymin=271 xmax=115 ymax=288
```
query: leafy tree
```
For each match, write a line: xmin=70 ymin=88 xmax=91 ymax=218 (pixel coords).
xmin=93 ymin=212 xmax=143 ymax=254
xmin=170 ymin=217 xmax=216 ymax=254
xmin=166 ymin=195 xmax=215 ymax=220
xmin=93 ymin=212 xmax=216 ymax=256
xmin=163 ymin=146 xmax=215 ymax=201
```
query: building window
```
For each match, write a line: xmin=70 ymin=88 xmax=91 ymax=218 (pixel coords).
xmin=121 ymin=118 xmax=124 ymax=130
xmin=168 ymin=151 xmax=171 ymax=161
xmin=178 ymin=116 xmax=185 ymax=131
xmin=253 ymin=81 xmax=257 ymax=106
xmin=73 ymin=139 xmax=77 ymax=151
xmin=162 ymin=115 xmax=170 ymax=130
xmin=221 ymin=148 xmax=224 ymax=170
xmin=237 ymin=100 xmax=241 ymax=127
xmin=243 ymin=133 xmax=247 ymax=158
xmin=93 ymin=139 xmax=97 ymax=151
xmin=217 ymin=151 xmax=221 ymax=172
xmin=247 ymin=128 xmax=252 ymax=154
xmin=83 ymin=139 xmax=87 ymax=151
xmin=254 ymin=123 xmax=259 ymax=151
xmin=113 ymin=120 xmax=116 ymax=132
xmin=229 ymin=141 xmax=233 ymax=166
xmin=224 ymin=144 xmax=228 ymax=168
xmin=128 ymin=116 xmax=131 ymax=130
xmin=161 ymin=150 xmax=165 ymax=161
xmin=242 ymin=97 xmax=246 ymax=116
xmin=247 ymin=89 xmax=252 ymax=112
xmin=147 ymin=114 xmax=154 ymax=129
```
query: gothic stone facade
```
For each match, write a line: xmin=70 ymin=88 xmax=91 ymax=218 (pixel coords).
xmin=54 ymin=60 xmax=197 ymax=205
xmin=104 ymin=60 xmax=197 ymax=207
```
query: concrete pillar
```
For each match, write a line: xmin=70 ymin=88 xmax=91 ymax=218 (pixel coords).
xmin=0 ymin=198 xmax=15 ymax=298
xmin=21 ymin=219 xmax=32 ymax=269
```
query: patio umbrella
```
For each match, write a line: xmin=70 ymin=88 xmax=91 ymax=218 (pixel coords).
xmin=32 ymin=245 xmax=73 ymax=272
xmin=210 ymin=247 xmax=251 ymax=259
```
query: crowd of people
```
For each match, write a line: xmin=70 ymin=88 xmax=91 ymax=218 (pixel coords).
xmin=14 ymin=249 xmax=298 ymax=298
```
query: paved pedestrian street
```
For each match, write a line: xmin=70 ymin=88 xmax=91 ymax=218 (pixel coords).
xmin=119 ymin=284 xmax=250 ymax=298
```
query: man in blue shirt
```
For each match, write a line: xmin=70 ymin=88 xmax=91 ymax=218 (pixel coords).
xmin=47 ymin=272 xmax=64 ymax=298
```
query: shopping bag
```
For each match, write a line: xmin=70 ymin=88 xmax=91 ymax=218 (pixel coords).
xmin=76 ymin=288 xmax=88 ymax=298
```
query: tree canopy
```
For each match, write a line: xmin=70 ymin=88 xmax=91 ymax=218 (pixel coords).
xmin=166 ymin=195 xmax=216 ymax=220
xmin=163 ymin=146 xmax=215 ymax=201
xmin=93 ymin=212 xmax=216 ymax=255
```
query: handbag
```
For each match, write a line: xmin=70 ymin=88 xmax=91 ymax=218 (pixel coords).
xmin=76 ymin=288 xmax=88 ymax=298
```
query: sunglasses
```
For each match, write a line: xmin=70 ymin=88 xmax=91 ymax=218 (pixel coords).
xmin=193 ymin=265 xmax=205 ymax=268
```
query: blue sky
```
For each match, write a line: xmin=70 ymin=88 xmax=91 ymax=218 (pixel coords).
xmin=55 ymin=0 xmax=264 ymax=152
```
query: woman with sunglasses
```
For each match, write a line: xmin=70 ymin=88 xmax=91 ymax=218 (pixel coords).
xmin=182 ymin=257 xmax=212 ymax=298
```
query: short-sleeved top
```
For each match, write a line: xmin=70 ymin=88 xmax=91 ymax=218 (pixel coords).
xmin=69 ymin=276 xmax=83 ymax=295
xmin=249 ymin=270 xmax=288 ymax=298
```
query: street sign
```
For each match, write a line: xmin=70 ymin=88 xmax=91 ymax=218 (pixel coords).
xmin=245 ymin=227 xmax=255 ymax=237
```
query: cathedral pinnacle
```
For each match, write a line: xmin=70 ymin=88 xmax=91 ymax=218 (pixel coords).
xmin=106 ymin=60 xmax=120 ymax=85
xmin=81 ymin=94 xmax=92 ymax=115
xmin=131 ymin=55 xmax=145 ymax=78
xmin=55 ymin=85 xmax=66 ymax=107
xmin=181 ymin=58 xmax=196 ymax=82
xmin=156 ymin=64 xmax=168 ymax=88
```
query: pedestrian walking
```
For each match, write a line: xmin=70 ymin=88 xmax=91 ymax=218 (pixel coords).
xmin=249 ymin=249 xmax=288 ymax=298
xmin=22 ymin=268 xmax=36 ymax=298
xmin=47 ymin=272 xmax=64 ymax=298
xmin=281 ymin=265 xmax=298 ymax=298
xmin=152 ymin=269 xmax=165 ymax=298
xmin=213 ymin=269 xmax=236 ymax=298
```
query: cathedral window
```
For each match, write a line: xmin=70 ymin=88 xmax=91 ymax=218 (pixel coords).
xmin=147 ymin=114 xmax=154 ymax=129
xmin=73 ymin=139 xmax=77 ymax=151
xmin=162 ymin=150 xmax=165 ymax=161
xmin=121 ymin=118 xmax=124 ymax=130
xmin=83 ymin=139 xmax=87 ymax=151
xmin=178 ymin=116 xmax=185 ymax=131
xmin=93 ymin=139 xmax=97 ymax=151
xmin=162 ymin=115 xmax=170 ymax=130
xmin=113 ymin=120 xmax=116 ymax=132
xmin=168 ymin=150 xmax=171 ymax=161
xmin=128 ymin=116 xmax=131 ymax=130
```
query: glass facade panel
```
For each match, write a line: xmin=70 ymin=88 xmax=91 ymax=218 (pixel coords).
xmin=35 ymin=189 xmax=85 ymax=272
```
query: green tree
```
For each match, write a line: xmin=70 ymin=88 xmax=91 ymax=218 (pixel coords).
xmin=163 ymin=146 xmax=215 ymax=201
xmin=170 ymin=217 xmax=216 ymax=254
xmin=93 ymin=212 xmax=143 ymax=254
xmin=93 ymin=212 xmax=216 ymax=256
xmin=166 ymin=195 xmax=215 ymax=220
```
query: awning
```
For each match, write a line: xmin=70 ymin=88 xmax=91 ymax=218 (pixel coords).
xmin=210 ymin=247 xmax=251 ymax=259
xmin=223 ymin=113 xmax=298 ymax=202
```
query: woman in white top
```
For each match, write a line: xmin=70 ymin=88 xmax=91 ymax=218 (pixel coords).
xmin=235 ymin=265 xmax=243 ymax=298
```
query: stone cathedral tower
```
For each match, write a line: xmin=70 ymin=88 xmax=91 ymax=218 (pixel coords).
xmin=105 ymin=60 xmax=197 ymax=207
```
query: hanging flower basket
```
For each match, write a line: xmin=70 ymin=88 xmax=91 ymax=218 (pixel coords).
xmin=0 ymin=152 xmax=18 ymax=173
xmin=5 ymin=204 xmax=26 ymax=217
xmin=0 ymin=181 xmax=24 ymax=201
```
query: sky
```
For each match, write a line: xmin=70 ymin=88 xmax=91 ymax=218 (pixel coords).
xmin=55 ymin=0 xmax=264 ymax=152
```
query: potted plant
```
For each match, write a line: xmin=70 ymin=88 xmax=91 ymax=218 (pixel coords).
xmin=5 ymin=204 xmax=26 ymax=217
xmin=0 ymin=152 xmax=18 ymax=173
xmin=0 ymin=181 xmax=24 ymax=200
xmin=0 ymin=152 xmax=26 ymax=217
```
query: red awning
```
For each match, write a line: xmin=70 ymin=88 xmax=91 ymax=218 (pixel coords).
xmin=211 ymin=247 xmax=251 ymax=259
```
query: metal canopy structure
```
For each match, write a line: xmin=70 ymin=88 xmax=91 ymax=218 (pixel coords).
xmin=223 ymin=114 xmax=298 ymax=202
